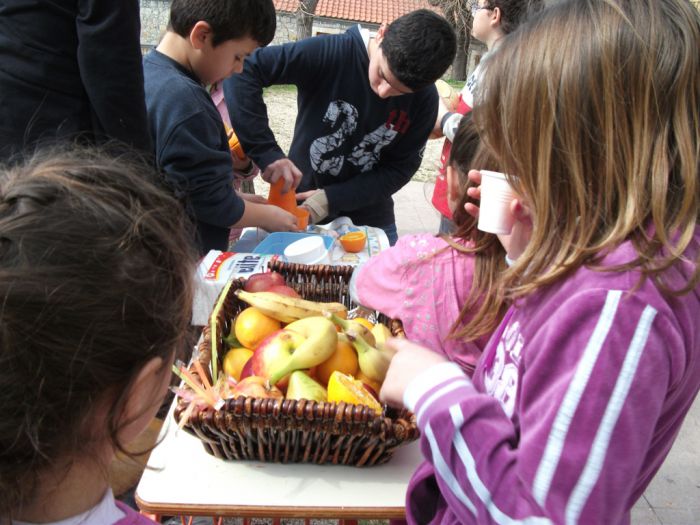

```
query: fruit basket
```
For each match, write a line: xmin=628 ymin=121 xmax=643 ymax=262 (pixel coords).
xmin=174 ymin=261 xmax=418 ymax=467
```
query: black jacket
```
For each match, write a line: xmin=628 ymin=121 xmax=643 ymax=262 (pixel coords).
xmin=0 ymin=0 xmax=151 ymax=160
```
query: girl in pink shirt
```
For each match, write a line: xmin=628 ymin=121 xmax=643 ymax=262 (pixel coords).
xmin=352 ymin=114 xmax=509 ymax=375
xmin=0 ymin=149 xmax=197 ymax=524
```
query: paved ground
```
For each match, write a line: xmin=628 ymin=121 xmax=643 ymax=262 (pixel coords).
xmin=393 ymin=180 xmax=700 ymax=525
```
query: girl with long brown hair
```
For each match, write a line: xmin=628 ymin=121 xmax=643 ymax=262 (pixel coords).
xmin=0 ymin=149 xmax=197 ymax=524
xmin=351 ymin=114 xmax=508 ymax=375
xmin=381 ymin=1 xmax=700 ymax=523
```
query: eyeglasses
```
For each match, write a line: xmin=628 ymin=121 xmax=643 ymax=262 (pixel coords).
xmin=471 ymin=4 xmax=493 ymax=16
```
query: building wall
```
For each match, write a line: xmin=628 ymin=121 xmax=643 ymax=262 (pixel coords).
xmin=138 ymin=3 xmax=483 ymax=78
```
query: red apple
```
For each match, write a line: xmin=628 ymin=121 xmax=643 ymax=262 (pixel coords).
xmin=242 ymin=329 xmax=306 ymax=388
xmin=232 ymin=376 xmax=284 ymax=400
xmin=267 ymin=284 xmax=301 ymax=298
xmin=243 ymin=271 xmax=286 ymax=292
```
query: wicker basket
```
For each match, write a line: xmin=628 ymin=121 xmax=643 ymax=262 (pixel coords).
xmin=174 ymin=261 xmax=418 ymax=467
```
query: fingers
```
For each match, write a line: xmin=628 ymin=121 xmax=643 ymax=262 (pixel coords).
xmin=464 ymin=202 xmax=480 ymax=218
xmin=467 ymin=169 xmax=482 ymax=185
xmin=295 ymin=189 xmax=318 ymax=201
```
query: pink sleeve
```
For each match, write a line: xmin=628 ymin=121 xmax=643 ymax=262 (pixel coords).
xmin=354 ymin=235 xmax=415 ymax=319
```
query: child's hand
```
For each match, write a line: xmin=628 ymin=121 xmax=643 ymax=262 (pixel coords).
xmin=463 ymin=169 xmax=532 ymax=261
xmin=261 ymin=204 xmax=299 ymax=232
xmin=464 ymin=169 xmax=483 ymax=218
xmin=262 ymin=158 xmax=302 ymax=193
xmin=379 ymin=338 xmax=448 ymax=408
xmin=236 ymin=191 xmax=267 ymax=204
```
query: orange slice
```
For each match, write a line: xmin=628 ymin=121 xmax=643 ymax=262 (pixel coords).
xmin=339 ymin=231 xmax=366 ymax=253
xmin=327 ymin=371 xmax=382 ymax=415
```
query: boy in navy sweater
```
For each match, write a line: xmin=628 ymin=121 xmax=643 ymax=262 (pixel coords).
xmin=144 ymin=0 xmax=297 ymax=253
xmin=225 ymin=10 xmax=456 ymax=245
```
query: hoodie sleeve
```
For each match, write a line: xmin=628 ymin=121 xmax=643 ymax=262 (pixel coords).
xmin=404 ymin=290 xmax=678 ymax=524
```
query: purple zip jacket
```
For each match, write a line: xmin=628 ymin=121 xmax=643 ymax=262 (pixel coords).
xmin=403 ymin=229 xmax=700 ymax=525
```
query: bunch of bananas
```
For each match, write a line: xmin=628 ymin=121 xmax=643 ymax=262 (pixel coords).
xmin=235 ymin=289 xmax=347 ymax=324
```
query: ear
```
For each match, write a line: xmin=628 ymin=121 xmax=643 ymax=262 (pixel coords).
xmin=491 ymin=7 xmax=502 ymax=28
xmin=116 ymin=355 xmax=172 ymax=445
xmin=375 ymin=23 xmax=388 ymax=43
xmin=446 ymin=165 xmax=462 ymax=211
xmin=190 ymin=20 xmax=213 ymax=50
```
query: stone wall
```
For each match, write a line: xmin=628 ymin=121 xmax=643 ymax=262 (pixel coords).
xmin=140 ymin=0 xmax=170 ymax=52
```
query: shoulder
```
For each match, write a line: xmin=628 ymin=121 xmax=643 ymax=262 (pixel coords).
xmin=366 ymin=234 xmax=473 ymax=271
xmin=144 ymin=54 xmax=213 ymax=118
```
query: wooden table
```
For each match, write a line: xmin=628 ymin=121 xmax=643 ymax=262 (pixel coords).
xmin=135 ymin=404 xmax=423 ymax=520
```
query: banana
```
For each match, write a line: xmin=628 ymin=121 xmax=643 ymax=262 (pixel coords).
xmin=324 ymin=311 xmax=376 ymax=347
xmin=371 ymin=323 xmax=392 ymax=348
xmin=235 ymin=290 xmax=347 ymax=323
xmin=268 ymin=316 xmax=338 ymax=385
xmin=346 ymin=328 xmax=396 ymax=383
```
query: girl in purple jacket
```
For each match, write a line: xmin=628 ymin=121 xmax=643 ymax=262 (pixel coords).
xmin=0 ymin=149 xmax=197 ymax=524
xmin=380 ymin=1 xmax=700 ymax=524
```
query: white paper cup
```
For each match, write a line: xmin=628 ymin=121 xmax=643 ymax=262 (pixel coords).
xmin=477 ymin=170 xmax=516 ymax=234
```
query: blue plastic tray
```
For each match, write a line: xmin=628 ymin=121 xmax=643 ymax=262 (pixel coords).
xmin=252 ymin=232 xmax=333 ymax=256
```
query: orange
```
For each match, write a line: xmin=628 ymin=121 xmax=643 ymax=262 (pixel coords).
xmin=316 ymin=338 xmax=359 ymax=385
xmin=327 ymin=371 xmax=383 ymax=415
xmin=234 ymin=307 xmax=282 ymax=349
xmin=223 ymin=347 xmax=254 ymax=381
xmin=339 ymin=231 xmax=366 ymax=253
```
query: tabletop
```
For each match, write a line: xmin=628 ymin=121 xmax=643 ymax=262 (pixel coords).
xmin=135 ymin=404 xmax=424 ymax=519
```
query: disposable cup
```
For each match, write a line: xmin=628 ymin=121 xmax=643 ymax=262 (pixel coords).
xmin=477 ymin=170 xmax=516 ymax=234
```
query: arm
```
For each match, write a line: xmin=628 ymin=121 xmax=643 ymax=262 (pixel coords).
xmin=158 ymin=113 xmax=245 ymax=229
xmin=350 ymin=236 xmax=419 ymax=315
xmin=224 ymin=37 xmax=330 ymax=175
xmin=76 ymin=0 xmax=151 ymax=152
xmin=382 ymin=292 xmax=677 ymax=524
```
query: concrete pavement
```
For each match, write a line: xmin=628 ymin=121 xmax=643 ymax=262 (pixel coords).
xmin=392 ymin=180 xmax=700 ymax=525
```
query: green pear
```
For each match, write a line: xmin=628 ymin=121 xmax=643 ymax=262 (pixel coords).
xmin=285 ymin=370 xmax=327 ymax=402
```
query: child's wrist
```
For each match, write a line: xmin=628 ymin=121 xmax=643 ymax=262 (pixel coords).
xmin=403 ymin=361 xmax=468 ymax=412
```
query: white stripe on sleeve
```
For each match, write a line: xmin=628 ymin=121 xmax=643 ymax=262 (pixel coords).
xmin=425 ymin=422 xmax=478 ymax=517
xmin=564 ymin=305 xmax=657 ymax=525
xmin=404 ymin=361 xmax=467 ymax=412
xmin=532 ymin=290 xmax=623 ymax=506
xmin=449 ymin=404 xmax=553 ymax=525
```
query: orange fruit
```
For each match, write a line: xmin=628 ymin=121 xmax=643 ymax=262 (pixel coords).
xmin=351 ymin=317 xmax=374 ymax=331
xmin=327 ymin=371 xmax=382 ymax=415
xmin=316 ymin=338 xmax=359 ymax=385
xmin=234 ymin=307 xmax=282 ymax=349
xmin=223 ymin=347 xmax=254 ymax=381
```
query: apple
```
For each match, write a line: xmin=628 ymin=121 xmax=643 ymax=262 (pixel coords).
xmin=231 ymin=376 xmax=284 ymax=400
xmin=286 ymin=370 xmax=327 ymax=402
xmin=243 ymin=271 xmax=286 ymax=292
xmin=242 ymin=317 xmax=338 ymax=387
xmin=267 ymin=284 xmax=301 ymax=298
xmin=241 ymin=329 xmax=306 ymax=388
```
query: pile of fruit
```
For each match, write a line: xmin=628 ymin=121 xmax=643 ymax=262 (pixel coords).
xmin=175 ymin=271 xmax=394 ymax=420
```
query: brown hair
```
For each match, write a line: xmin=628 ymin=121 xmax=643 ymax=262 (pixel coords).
xmin=472 ymin=0 xmax=700 ymax=309
xmin=442 ymin=115 xmax=509 ymax=342
xmin=0 ymin=148 xmax=198 ymax=516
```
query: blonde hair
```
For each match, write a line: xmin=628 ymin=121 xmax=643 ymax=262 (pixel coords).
xmin=474 ymin=0 xmax=700 ymax=303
